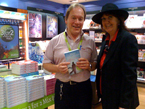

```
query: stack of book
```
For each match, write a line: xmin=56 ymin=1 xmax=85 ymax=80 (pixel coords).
xmin=20 ymin=71 xmax=39 ymax=77
xmin=4 ymin=76 xmax=27 ymax=108
xmin=0 ymin=77 xmax=6 ymax=109
xmin=11 ymin=60 xmax=38 ymax=76
xmin=25 ymin=75 xmax=44 ymax=102
xmin=0 ymin=65 xmax=11 ymax=76
xmin=44 ymin=74 xmax=56 ymax=96
xmin=0 ymin=65 xmax=7 ymax=72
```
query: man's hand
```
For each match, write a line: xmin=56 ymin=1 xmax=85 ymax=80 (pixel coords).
xmin=57 ymin=62 xmax=70 ymax=74
xmin=76 ymin=58 xmax=90 ymax=70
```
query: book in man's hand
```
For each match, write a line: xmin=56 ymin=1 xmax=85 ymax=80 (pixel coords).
xmin=64 ymin=49 xmax=82 ymax=75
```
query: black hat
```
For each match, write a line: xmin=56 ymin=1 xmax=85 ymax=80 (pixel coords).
xmin=92 ymin=3 xmax=129 ymax=24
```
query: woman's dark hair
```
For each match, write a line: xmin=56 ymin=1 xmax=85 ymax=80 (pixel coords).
xmin=114 ymin=13 xmax=129 ymax=31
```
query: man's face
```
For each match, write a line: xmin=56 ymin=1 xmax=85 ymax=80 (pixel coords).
xmin=65 ymin=7 xmax=85 ymax=37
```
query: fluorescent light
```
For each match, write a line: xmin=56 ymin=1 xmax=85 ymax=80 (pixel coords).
xmin=70 ymin=0 xmax=78 ymax=3
xmin=0 ymin=2 xmax=8 ymax=7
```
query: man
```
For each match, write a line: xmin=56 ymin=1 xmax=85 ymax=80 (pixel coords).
xmin=43 ymin=3 xmax=97 ymax=109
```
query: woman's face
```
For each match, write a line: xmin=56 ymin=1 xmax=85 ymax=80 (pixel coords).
xmin=101 ymin=14 xmax=120 ymax=35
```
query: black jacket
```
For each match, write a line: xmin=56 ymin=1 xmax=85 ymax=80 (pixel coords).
xmin=96 ymin=29 xmax=139 ymax=109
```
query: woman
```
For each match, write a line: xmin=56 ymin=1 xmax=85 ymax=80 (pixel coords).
xmin=92 ymin=3 xmax=139 ymax=109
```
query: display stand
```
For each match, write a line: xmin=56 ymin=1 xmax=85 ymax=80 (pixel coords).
xmin=4 ymin=60 xmax=10 ymax=69
xmin=2 ymin=94 xmax=54 ymax=109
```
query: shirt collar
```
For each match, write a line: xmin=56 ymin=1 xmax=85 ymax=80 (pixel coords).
xmin=65 ymin=29 xmax=84 ymax=41
xmin=105 ymin=29 xmax=119 ymax=42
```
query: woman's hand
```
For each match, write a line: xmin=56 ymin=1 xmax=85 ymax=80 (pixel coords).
xmin=76 ymin=58 xmax=90 ymax=70
xmin=57 ymin=62 xmax=70 ymax=74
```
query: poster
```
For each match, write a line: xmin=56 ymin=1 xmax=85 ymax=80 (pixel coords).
xmin=46 ymin=15 xmax=58 ymax=38
xmin=29 ymin=12 xmax=42 ymax=38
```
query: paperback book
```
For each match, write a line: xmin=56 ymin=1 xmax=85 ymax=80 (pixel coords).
xmin=64 ymin=49 xmax=82 ymax=75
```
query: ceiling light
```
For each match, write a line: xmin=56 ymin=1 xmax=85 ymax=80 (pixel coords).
xmin=0 ymin=2 xmax=8 ymax=7
xmin=70 ymin=0 xmax=78 ymax=3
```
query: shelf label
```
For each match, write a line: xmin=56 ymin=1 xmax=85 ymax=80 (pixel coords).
xmin=0 ymin=10 xmax=27 ymax=20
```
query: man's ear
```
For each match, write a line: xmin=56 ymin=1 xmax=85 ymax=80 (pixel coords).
xmin=65 ymin=19 xmax=67 ymax=25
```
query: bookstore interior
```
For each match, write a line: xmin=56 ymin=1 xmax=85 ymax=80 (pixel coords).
xmin=0 ymin=0 xmax=145 ymax=109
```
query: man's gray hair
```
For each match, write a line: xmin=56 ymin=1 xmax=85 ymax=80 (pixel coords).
xmin=65 ymin=3 xmax=86 ymax=20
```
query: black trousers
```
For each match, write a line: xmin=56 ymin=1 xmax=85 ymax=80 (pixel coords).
xmin=54 ymin=79 xmax=92 ymax=109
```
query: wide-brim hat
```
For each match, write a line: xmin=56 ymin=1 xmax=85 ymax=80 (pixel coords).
xmin=92 ymin=3 xmax=129 ymax=24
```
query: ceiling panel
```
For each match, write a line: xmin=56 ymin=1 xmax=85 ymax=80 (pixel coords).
xmin=19 ymin=0 xmax=145 ymax=13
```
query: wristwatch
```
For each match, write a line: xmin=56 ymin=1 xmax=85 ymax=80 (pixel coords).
xmin=89 ymin=63 xmax=92 ymax=69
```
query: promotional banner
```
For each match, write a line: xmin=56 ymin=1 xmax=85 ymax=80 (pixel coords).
xmin=2 ymin=94 xmax=54 ymax=109
xmin=0 ymin=25 xmax=19 ymax=60
xmin=0 ymin=10 xmax=27 ymax=20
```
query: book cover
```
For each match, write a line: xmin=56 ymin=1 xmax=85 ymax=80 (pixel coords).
xmin=64 ymin=49 xmax=82 ymax=75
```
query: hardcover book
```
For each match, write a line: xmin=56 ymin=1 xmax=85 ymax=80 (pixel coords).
xmin=64 ymin=49 xmax=82 ymax=75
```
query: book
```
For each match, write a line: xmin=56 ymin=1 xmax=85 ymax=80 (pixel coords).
xmin=44 ymin=74 xmax=56 ymax=96
xmin=64 ymin=49 xmax=82 ymax=75
xmin=25 ymin=75 xmax=44 ymax=102
xmin=4 ymin=76 xmax=27 ymax=108
xmin=0 ymin=77 xmax=6 ymax=109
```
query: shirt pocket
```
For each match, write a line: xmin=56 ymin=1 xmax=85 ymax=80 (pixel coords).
xmin=80 ymin=47 xmax=92 ymax=61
